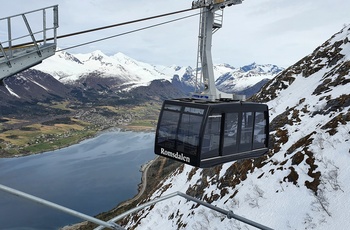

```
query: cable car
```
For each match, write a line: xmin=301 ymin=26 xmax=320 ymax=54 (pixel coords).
xmin=155 ymin=0 xmax=269 ymax=168
xmin=155 ymin=98 xmax=269 ymax=168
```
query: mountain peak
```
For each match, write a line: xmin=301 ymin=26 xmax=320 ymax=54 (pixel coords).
xmin=112 ymin=52 xmax=139 ymax=66
xmin=241 ymin=62 xmax=257 ymax=71
xmin=240 ymin=62 xmax=283 ymax=74
xmin=88 ymin=50 xmax=109 ymax=61
xmin=55 ymin=49 xmax=83 ymax=64
xmin=113 ymin=52 xmax=128 ymax=59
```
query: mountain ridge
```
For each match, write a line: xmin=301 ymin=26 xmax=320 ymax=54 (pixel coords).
xmin=32 ymin=49 xmax=283 ymax=97
xmin=115 ymin=24 xmax=350 ymax=230
xmin=0 ymin=49 xmax=283 ymax=116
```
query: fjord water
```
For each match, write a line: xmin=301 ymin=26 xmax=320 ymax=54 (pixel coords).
xmin=0 ymin=130 xmax=155 ymax=229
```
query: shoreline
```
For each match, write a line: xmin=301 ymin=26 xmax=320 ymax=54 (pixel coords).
xmin=0 ymin=125 xmax=155 ymax=159
xmin=116 ymin=158 xmax=156 ymax=209
xmin=61 ymin=157 xmax=157 ymax=230
xmin=2 ymin=126 xmax=158 ymax=229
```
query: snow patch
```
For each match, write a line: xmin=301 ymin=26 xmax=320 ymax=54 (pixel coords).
xmin=5 ymin=83 xmax=20 ymax=98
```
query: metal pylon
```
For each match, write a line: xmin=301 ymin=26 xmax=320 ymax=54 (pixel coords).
xmin=191 ymin=0 xmax=244 ymax=101
xmin=194 ymin=7 xmax=206 ymax=94
xmin=194 ymin=7 xmax=223 ymax=94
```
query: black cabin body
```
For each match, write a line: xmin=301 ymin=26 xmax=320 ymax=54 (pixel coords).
xmin=154 ymin=99 xmax=269 ymax=168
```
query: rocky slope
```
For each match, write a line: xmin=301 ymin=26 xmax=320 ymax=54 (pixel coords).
xmin=118 ymin=25 xmax=350 ymax=230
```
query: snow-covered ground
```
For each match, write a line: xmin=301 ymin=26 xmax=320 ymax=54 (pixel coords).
xmin=122 ymin=25 xmax=350 ymax=230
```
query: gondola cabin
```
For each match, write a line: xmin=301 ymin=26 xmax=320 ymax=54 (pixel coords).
xmin=155 ymin=99 xmax=269 ymax=168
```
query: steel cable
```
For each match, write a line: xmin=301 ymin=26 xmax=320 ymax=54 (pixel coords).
xmin=59 ymin=12 xmax=200 ymax=51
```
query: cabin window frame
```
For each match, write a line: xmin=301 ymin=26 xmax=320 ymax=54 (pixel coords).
xmin=253 ymin=111 xmax=268 ymax=149
xmin=176 ymin=107 xmax=205 ymax=155
xmin=156 ymin=109 xmax=181 ymax=150
xmin=200 ymin=109 xmax=268 ymax=159
xmin=238 ymin=111 xmax=254 ymax=152
xmin=222 ymin=112 xmax=240 ymax=156
xmin=156 ymin=102 xmax=207 ymax=157
xmin=201 ymin=113 xmax=222 ymax=159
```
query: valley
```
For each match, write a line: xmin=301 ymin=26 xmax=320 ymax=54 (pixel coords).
xmin=0 ymin=101 xmax=161 ymax=157
xmin=0 ymin=50 xmax=279 ymax=158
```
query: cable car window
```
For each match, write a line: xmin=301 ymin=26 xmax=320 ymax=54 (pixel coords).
xmin=223 ymin=112 xmax=239 ymax=155
xmin=201 ymin=114 xmax=222 ymax=158
xmin=157 ymin=110 xmax=181 ymax=149
xmin=253 ymin=112 xmax=267 ymax=149
xmin=177 ymin=113 xmax=203 ymax=155
xmin=240 ymin=112 xmax=254 ymax=151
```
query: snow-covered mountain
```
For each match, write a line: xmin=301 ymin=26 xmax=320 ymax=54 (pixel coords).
xmin=0 ymin=47 xmax=282 ymax=113
xmin=216 ymin=62 xmax=283 ymax=97
xmin=119 ymin=25 xmax=350 ymax=229
xmin=33 ymin=49 xmax=282 ymax=97
xmin=0 ymin=50 xmax=192 ymax=115
xmin=33 ymin=49 xmax=188 ymax=88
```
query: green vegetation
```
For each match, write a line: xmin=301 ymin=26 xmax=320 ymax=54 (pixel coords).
xmin=23 ymin=129 xmax=96 ymax=153
xmin=0 ymin=102 xmax=162 ymax=157
xmin=128 ymin=120 xmax=155 ymax=128
xmin=38 ymin=101 xmax=73 ymax=111
xmin=0 ymin=117 xmax=98 ymax=156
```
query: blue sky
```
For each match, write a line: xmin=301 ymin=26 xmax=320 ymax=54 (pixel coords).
xmin=2 ymin=0 xmax=350 ymax=68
